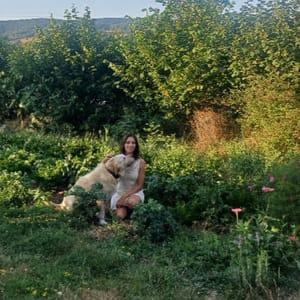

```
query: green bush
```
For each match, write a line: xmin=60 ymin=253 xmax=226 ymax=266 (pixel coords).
xmin=8 ymin=9 xmax=126 ymax=132
xmin=230 ymin=75 xmax=299 ymax=161
xmin=146 ymin=173 xmax=201 ymax=207
xmin=175 ymin=185 xmax=227 ymax=225
xmin=110 ymin=0 xmax=234 ymax=134
xmin=69 ymin=183 xmax=107 ymax=229
xmin=0 ymin=171 xmax=37 ymax=207
xmin=146 ymin=140 xmax=201 ymax=177
xmin=229 ymin=214 xmax=300 ymax=295
xmin=132 ymin=199 xmax=178 ymax=243
xmin=0 ymin=38 xmax=17 ymax=121
xmin=229 ymin=1 xmax=298 ymax=88
xmin=0 ymin=130 xmax=115 ymax=189
xmin=266 ymin=158 xmax=300 ymax=229
xmin=145 ymin=141 xmax=267 ymax=225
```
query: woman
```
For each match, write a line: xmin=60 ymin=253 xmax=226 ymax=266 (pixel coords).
xmin=110 ymin=134 xmax=145 ymax=219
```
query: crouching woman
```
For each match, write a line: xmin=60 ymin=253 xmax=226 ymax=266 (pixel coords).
xmin=111 ymin=134 xmax=145 ymax=219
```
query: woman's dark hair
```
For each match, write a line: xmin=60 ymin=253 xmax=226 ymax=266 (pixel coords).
xmin=121 ymin=134 xmax=140 ymax=160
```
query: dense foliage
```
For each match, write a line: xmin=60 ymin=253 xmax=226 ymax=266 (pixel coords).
xmin=110 ymin=0 xmax=299 ymax=133
xmin=110 ymin=0 xmax=234 ymax=133
xmin=0 ymin=0 xmax=298 ymax=135
xmin=2 ymin=8 xmax=128 ymax=132
xmin=267 ymin=159 xmax=300 ymax=227
xmin=0 ymin=38 xmax=17 ymax=121
xmin=0 ymin=0 xmax=299 ymax=298
xmin=0 ymin=130 xmax=299 ymax=299
xmin=0 ymin=130 xmax=298 ymax=230
xmin=132 ymin=199 xmax=178 ymax=242
xmin=229 ymin=75 xmax=300 ymax=161
xmin=229 ymin=0 xmax=299 ymax=88
xmin=66 ymin=183 xmax=107 ymax=229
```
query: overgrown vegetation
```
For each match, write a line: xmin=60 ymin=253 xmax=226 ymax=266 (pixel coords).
xmin=0 ymin=0 xmax=298 ymax=135
xmin=0 ymin=0 xmax=299 ymax=298
xmin=0 ymin=130 xmax=299 ymax=298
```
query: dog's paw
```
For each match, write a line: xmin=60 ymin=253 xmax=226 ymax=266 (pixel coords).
xmin=99 ymin=219 xmax=108 ymax=226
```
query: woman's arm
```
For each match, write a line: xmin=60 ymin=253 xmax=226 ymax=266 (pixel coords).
xmin=119 ymin=159 xmax=146 ymax=200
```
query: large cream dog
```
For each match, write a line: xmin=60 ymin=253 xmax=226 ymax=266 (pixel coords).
xmin=56 ymin=154 xmax=134 ymax=225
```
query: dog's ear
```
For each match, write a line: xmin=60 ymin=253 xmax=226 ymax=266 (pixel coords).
xmin=106 ymin=157 xmax=120 ymax=174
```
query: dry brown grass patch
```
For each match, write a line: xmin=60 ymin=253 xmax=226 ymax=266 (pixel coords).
xmin=191 ymin=108 xmax=238 ymax=151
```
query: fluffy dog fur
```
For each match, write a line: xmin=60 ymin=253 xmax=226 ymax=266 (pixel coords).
xmin=55 ymin=154 xmax=134 ymax=225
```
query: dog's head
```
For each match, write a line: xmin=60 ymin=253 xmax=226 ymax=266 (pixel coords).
xmin=105 ymin=154 xmax=135 ymax=178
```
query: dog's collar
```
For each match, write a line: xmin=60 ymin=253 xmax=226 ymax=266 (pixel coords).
xmin=105 ymin=167 xmax=120 ymax=179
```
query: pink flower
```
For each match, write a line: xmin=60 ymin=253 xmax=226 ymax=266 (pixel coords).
xmin=231 ymin=208 xmax=242 ymax=214
xmin=231 ymin=208 xmax=243 ymax=223
xmin=262 ymin=186 xmax=275 ymax=193
xmin=289 ymin=235 xmax=297 ymax=242
xmin=269 ymin=175 xmax=275 ymax=183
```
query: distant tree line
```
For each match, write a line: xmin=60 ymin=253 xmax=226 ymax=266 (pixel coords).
xmin=0 ymin=17 xmax=130 ymax=42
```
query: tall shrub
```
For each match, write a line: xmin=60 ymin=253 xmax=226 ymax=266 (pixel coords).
xmin=9 ymin=8 xmax=127 ymax=132
xmin=110 ymin=0 xmax=234 ymax=133
xmin=229 ymin=75 xmax=299 ymax=160
xmin=229 ymin=0 xmax=299 ymax=88
xmin=267 ymin=159 xmax=300 ymax=229
xmin=0 ymin=39 xmax=17 ymax=121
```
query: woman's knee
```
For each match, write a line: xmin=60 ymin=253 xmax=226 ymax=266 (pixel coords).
xmin=125 ymin=195 xmax=141 ymax=209
xmin=116 ymin=207 xmax=127 ymax=219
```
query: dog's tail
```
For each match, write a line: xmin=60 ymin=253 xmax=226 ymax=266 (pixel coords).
xmin=48 ymin=201 xmax=63 ymax=211
xmin=36 ymin=199 xmax=62 ymax=210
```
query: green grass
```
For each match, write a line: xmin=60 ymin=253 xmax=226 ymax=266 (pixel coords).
xmin=0 ymin=205 xmax=229 ymax=299
xmin=0 ymin=205 xmax=299 ymax=300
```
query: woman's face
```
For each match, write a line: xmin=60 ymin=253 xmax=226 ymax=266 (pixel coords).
xmin=124 ymin=136 xmax=136 ymax=155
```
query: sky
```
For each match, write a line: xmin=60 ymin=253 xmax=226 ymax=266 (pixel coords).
xmin=0 ymin=0 xmax=250 ymax=21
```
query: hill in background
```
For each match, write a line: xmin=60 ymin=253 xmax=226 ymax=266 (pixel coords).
xmin=0 ymin=18 xmax=131 ymax=42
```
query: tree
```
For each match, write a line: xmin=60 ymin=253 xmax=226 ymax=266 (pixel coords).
xmin=110 ymin=0 xmax=234 ymax=133
xmin=0 ymin=38 xmax=18 ymax=121
xmin=9 ymin=7 xmax=127 ymax=132
xmin=229 ymin=0 xmax=299 ymax=88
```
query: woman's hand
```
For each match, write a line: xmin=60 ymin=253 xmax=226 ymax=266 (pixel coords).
xmin=116 ymin=194 xmax=130 ymax=208
xmin=116 ymin=159 xmax=146 ymax=208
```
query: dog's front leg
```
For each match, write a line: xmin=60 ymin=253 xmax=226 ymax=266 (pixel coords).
xmin=96 ymin=200 xmax=107 ymax=226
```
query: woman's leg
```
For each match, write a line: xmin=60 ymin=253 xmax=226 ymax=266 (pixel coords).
xmin=124 ymin=195 xmax=141 ymax=209
xmin=116 ymin=195 xmax=141 ymax=219
xmin=116 ymin=207 xmax=128 ymax=219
